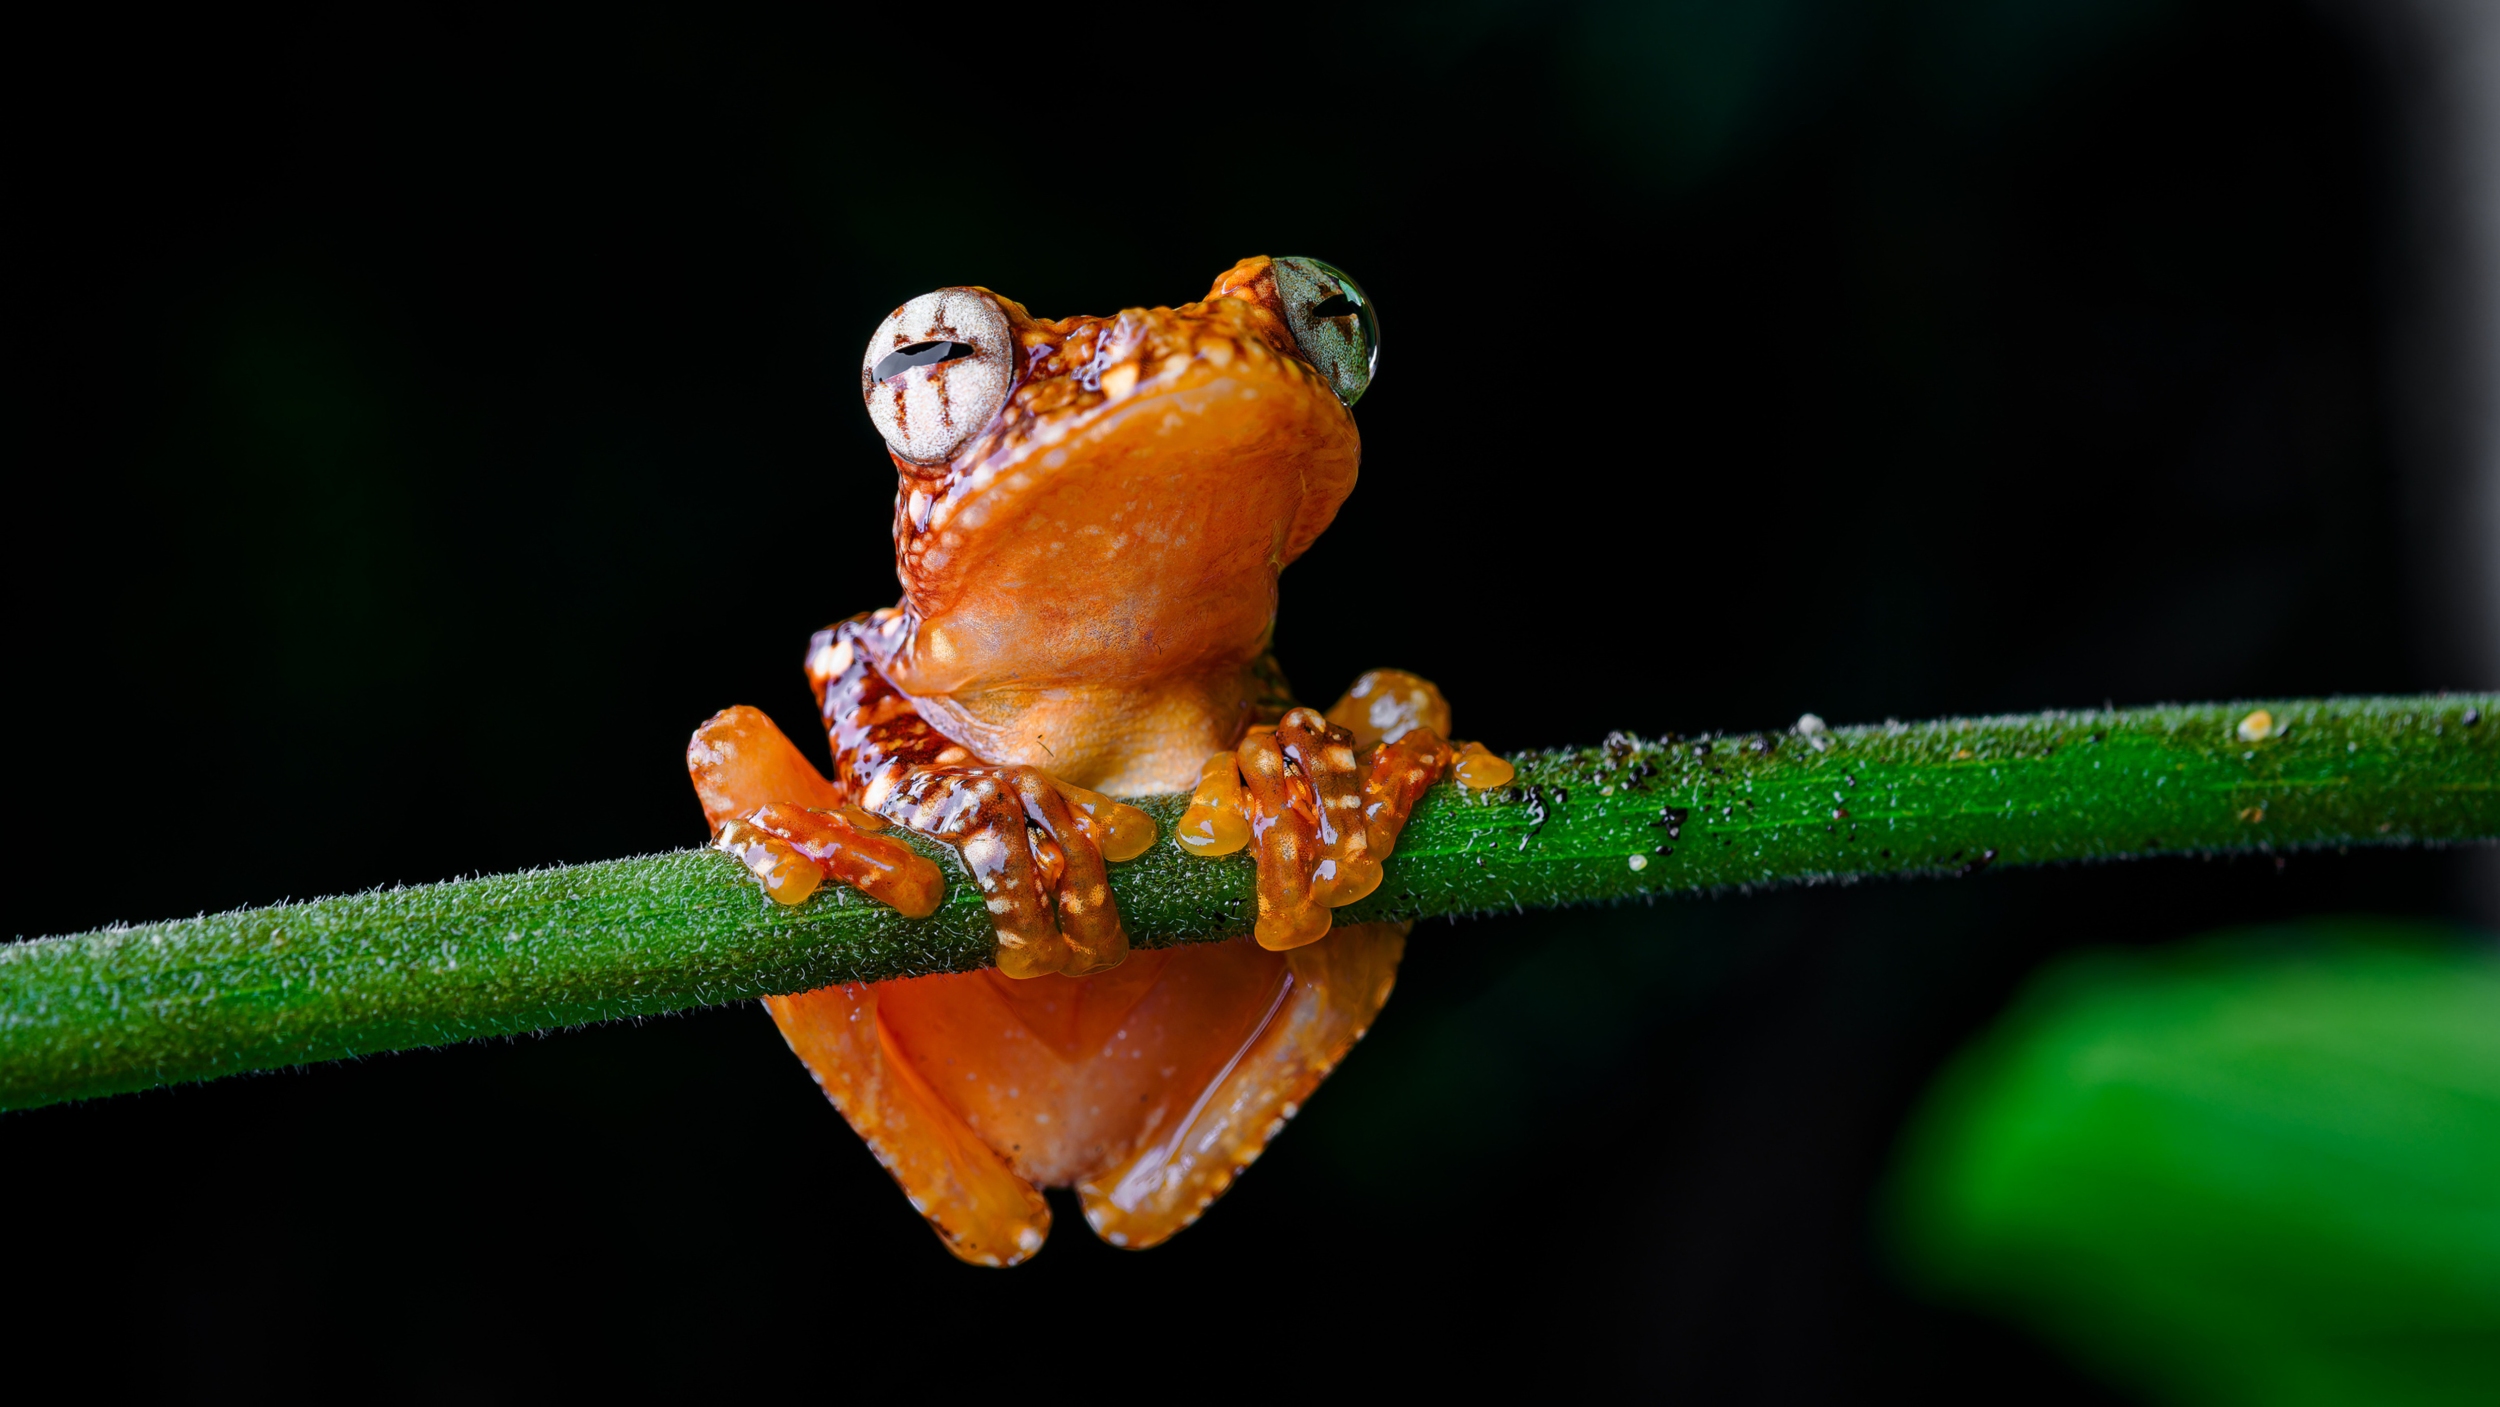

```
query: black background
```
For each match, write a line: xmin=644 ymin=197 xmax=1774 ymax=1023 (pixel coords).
xmin=7 ymin=1 xmax=2483 ymax=1398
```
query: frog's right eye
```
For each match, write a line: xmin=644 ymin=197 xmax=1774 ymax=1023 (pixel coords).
xmin=1271 ymin=257 xmax=1379 ymax=406
xmin=861 ymin=288 xmax=1014 ymax=465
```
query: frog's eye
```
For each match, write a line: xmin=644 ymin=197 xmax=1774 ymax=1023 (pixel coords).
xmin=861 ymin=288 xmax=1014 ymax=465
xmin=1271 ymin=257 xmax=1379 ymax=406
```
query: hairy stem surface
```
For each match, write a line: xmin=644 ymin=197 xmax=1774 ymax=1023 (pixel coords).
xmin=4 ymin=695 xmax=2492 ymax=1112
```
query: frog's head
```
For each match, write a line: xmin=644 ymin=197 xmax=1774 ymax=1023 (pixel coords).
xmin=858 ymin=256 xmax=1377 ymax=696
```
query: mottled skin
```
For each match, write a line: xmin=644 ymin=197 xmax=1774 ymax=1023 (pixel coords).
xmin=866 ymin=256 xmax=1356 ymax=796
xmin=686 ymin=257 xmax=1486 ymax=1264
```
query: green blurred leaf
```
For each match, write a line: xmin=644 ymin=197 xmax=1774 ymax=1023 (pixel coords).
xmin=1889 ymin=918 xmax=2500 ymax=1405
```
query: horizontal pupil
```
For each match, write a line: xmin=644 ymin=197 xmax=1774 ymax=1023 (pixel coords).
xmin=874 ymin=340 xmax=980 ymax=382
xmin=1309 ymin=293 xmax=1361 ymax=319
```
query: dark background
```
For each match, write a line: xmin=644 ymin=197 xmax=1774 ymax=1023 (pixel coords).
xmin=7 ymin=1 xmax=2487 ymax=1398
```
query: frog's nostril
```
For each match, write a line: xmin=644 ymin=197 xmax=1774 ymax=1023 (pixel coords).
xmin=874 ymin=341 xmax=982 ymax=383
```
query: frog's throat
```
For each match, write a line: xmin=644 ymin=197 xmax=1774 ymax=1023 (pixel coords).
xmin=892 ymin=381 xmax=1349 ymax=669
xmin=906 ymin=671 xmax=1260 ymax=797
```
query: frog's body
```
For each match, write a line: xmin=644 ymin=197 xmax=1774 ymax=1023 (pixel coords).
xmin=686 ymin=257 xmax=1505 ymax=1264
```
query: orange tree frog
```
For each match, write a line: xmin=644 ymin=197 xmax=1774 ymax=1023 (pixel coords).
xmin=685 ymin=256 xmax=1513 ymax=1265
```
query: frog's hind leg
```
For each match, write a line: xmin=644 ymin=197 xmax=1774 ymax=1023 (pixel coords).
xmin=1076 ymin=921 xmax=1407 ymax=1249
xmin=767 ymin=984 xmax=1052 ymax=1267
xmin=692 ymin=706 xmax=1041 ymax=1262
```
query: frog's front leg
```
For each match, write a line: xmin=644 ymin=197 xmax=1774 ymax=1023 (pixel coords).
xmin=1178 ymin=668 xmax=1514 ymax=950
xmin=812 ymin=614 xmax=1154 ymax=979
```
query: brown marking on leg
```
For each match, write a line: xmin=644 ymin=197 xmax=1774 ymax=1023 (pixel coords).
xmin=798 ymin=612 xmax=1141 ymax=976
xmin=1009 ymin=770 xmax=1128 ymax=975
xmin=1278 ymin=706 xmax=1380 ymax=907
xmin=1360 ymin=726 xmax=1458 ymax=862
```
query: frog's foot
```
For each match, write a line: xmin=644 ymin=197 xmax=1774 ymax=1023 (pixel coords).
xmin=687 ymin=705 xmax=946 ymax=915
xmin=1174 ymin=668 xmax=1515 ymax=951
xmin=1078 ymin=921 xmax=1408 ymax=1249
xmin=867 ymin=762 xmax=1154 ymax=979
xmin=765 ymin=980 xmax=1051 ymax=1267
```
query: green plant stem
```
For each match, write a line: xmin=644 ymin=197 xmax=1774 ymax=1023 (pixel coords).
xmin=4 ymin=695 xmax=2493 ymax=1112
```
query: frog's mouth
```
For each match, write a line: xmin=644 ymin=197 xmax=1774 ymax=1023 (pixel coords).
xmin=880 ymin=331 xmax=1359 ymax=699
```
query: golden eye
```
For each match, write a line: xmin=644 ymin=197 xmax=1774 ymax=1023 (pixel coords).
xmin=1271 ymin=257 xmax=1379 ymax=406
xmin=860 ymin=289 xmax=1013 ymax=465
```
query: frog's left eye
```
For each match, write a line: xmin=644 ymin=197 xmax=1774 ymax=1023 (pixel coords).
xmin=861 ymin=288 xmax=1014 ymax=465
xmin=1272 ymin=256 xmax=1379 ymax=406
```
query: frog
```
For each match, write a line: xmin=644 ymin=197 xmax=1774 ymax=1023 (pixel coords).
xmin=684 ymin=256 xmax=1512 ymax=1266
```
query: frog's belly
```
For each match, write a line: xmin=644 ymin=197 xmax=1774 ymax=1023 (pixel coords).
xmin=870 ymin=938 xmax=1291 ymax=1187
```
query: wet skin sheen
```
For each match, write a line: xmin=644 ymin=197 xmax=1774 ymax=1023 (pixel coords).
xmin=685 ymin=256 xmax=1511 ymax=1265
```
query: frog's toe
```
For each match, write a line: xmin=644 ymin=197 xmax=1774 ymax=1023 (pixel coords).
xmin=1321 ymin=668 xmax=1513 ymax=849
xmin=887 ymin=765 xmax=1150 ymax=979
xmin=1176 ymin=671 xmax=1514 ymax=948
xmin=1002 ymin=767 xmax=1130 ymax=977
xmin=690 ymin=706 xmax=946 ymax=914
xmin=1233 ymin=710 xmax=1358 ymax=950
xmin=720 ymin=803 xmax=945 ymax=916
xmin=1178 ymin=706 xmax=1374 ymax=951
xmin=910 ymin=785 xmax=1073 ymax=979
